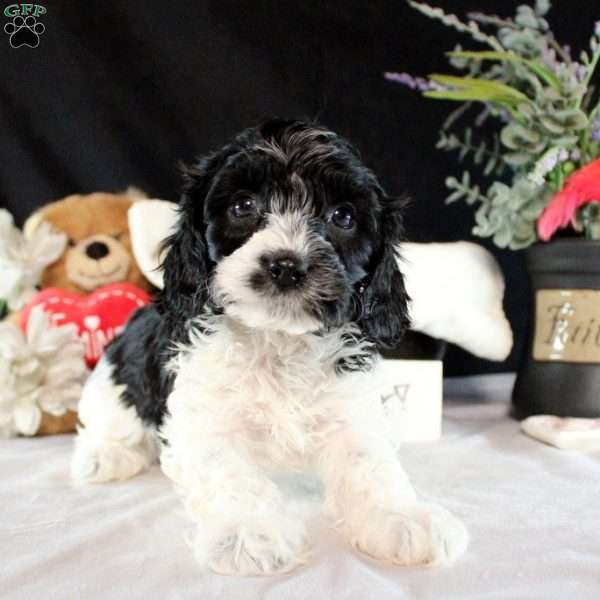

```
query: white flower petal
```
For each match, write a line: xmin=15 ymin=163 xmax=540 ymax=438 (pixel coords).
xmin=23 ymin=222 xmax=67 ymax=275
xmin=14 ymin=403 xmax=42 ymax=436
xmin=38 ymin=398 xmax=67 ymax=416
xmin=0 ymin=322 xmax=27 ymax=360
xmin=0 ymin=301 xmax=88 ymax=427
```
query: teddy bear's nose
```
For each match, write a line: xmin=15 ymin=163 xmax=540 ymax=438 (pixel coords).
xmin=85 ymin=241 xmax=110 ymax=260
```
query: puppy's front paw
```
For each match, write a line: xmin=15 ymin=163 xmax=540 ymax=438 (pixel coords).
xmin=71 ymin=441 xmax=151 ymax=483
xmin=197 ymin=517 xmax=309 ymax=576
xmin=351 ymin=503 xmax=468 ymax=566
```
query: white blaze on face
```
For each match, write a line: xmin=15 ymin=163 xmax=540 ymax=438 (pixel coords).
xmin=211 ymin=211 xmax=322 ymax=335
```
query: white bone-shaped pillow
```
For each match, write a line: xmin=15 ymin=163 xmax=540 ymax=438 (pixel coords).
xmin=129 ymin=200 xmax=513 ymax=361
xmin=400 ymin=241 xmax=512 ymax=361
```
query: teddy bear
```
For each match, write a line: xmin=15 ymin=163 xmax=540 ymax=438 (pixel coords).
xmin=0 ymin=190 xmax=154 ymax=437
xmin=24 ymin=190 xmax=152 ymax=295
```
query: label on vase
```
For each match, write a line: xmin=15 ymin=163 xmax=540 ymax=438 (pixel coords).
xmin=534 ymin=289 xmax=600 ymax=363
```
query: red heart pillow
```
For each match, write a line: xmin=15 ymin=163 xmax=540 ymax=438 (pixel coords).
xmin=21 ymin=283 xmax=151 ymax=368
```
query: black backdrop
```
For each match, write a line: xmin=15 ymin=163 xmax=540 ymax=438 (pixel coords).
xmin=1 ymin=1 xmax=597 ymax=374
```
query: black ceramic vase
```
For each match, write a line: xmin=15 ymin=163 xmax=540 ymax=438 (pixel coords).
xmin=512 ymin=239 xmax=600 ymax=419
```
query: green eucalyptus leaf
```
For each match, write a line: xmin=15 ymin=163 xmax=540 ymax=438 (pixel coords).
xmin=500 ymin=127 xmax=519 ymax=150
xmin=504 ymin=152 xmax=534 ymax=167
xmin=474 ymin=206 xmax=489 ymax=227
xmin=489 ymin=186 xmax=510 ymax=207
xmin=515 ymin=6 xmax=540 ymax=30
xmin=483 ymin=156 xmax=497 ymax=176
xmin=553 ymin=135 xmax=580 ymax=147
xmin=493 ymin=226 xmax=513 ymax=248
xmin=511 ymin=218 xmax=535 ymax=238
xmin=509 ymin=235 xmax=535 ymax=250
xmin=507 ymin=193 xmax=529 ymax=211
xmin=539 ymin=116 xmax=566 ymax=134
xmin=466 ymin=185 xmax=481 ymax=205
xmin=535 ymin=0 xmax=551 ymax=17
xmin=517 ymin=102 xmax=536 ymax=120
xmin=446 ymin=189 xmax=465 ymax=204
xmin=553 ymin=108 xmax=588 ymax=129
xmin=501 ymin=123 xmax=540 ymax=149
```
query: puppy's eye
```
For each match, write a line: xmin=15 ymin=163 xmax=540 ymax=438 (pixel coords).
xmin=67 ymin=238 xmax=76 ymax=247
xmin=112 ymin=232 xmax=123 ymax=241
xmin=331 ymin=205 xmax=355 ymax=230
xmin=230 ymin=197 xmax=257 ymax=219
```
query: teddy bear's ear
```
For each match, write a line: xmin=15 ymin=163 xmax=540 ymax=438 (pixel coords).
xmin=123 ymin=186 xmax=147 ymax=200
xmin=23 ymin=210 xmax=45 ymax=239
xmin=128 ymin=199 xmax=178 ymax=289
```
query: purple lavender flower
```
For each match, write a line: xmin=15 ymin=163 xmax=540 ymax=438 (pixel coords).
xmin=540 ymin=44 xmax=559 ymax=70
xmin=592 ymin=116 xmax=600 ymax=142
xmin=574 ymin=61 xmax=588 ymax=83
xmin=384 ymin=72 xmax=440 ymax=91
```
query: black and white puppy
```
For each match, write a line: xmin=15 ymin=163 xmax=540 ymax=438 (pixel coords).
xmin=72 ymin=119 xmax=467 ymax=575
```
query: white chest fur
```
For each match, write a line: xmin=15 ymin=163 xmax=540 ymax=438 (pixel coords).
xmin=163 ymin=317 xmax=380 ymax=469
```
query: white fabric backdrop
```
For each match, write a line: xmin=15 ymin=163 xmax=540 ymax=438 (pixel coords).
xmin=2 ymin=374 xmax=599 ymax=599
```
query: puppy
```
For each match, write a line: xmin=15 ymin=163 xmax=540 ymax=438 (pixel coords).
xmin=72 ymin=119 xmax=468 ymax=575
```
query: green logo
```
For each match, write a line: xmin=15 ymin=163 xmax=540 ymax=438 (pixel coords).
xmin=4 ymin=4 xmax=46 ymax=18
xmin=3 ymin=3 xmax=46 ymax=48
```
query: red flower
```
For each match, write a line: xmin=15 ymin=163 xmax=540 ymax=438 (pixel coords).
xmin=537 ymin=157 xmax=600 ymax=241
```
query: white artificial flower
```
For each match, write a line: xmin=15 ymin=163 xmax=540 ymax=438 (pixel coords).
xmin=0 ymin=209 xmax=67 ymax=311
xmin=0 ymin=306 xmax=88 ymax=438
xmin=527 ymin=147 xmax=569 ymax=187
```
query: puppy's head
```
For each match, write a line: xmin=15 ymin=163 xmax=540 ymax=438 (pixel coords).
xmin=159 ymin=119 xmax=409 ymax=347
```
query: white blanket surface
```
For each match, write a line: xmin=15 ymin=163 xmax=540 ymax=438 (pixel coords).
xmin=2 ymin=374 xmax=599 ymax=599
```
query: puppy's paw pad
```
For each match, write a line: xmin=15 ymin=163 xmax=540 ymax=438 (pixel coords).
xmin=353 ymin=504 xmax=468 ymax=566
xmin=203 ymin=525 xmax=308 ymax=576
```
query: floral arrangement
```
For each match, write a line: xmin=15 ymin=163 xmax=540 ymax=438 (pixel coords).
xmin=0 ymin=208 xmax=66 ymax=314
xmin=0 ymin=306 xmax=88 ymax=437
xmin=386 ymin=0 xmax=600 ymax=249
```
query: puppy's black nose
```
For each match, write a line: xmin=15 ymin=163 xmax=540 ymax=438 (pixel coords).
xmin=268 ymin=257 xmax=306 ymax=289
xmin=86 ymin=241 xmax=110 ymax=260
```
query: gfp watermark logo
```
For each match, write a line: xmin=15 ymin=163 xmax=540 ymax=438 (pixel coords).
xmin=3 ymin=3 xmax=46 ymax=48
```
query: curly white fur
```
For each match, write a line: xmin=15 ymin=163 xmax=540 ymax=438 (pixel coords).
xmin=159 ymin=315 xmax=468 ymax=575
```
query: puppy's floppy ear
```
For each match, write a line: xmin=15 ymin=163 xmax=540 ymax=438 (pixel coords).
xmin=157 ymin=151 xmax=229 ymax=316
xmin=358 ymin=195 xmax=411 ymax=349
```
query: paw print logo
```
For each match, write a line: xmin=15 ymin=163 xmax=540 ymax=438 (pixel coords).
xmin=4 ymin=15 xmax=45 ymax=48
